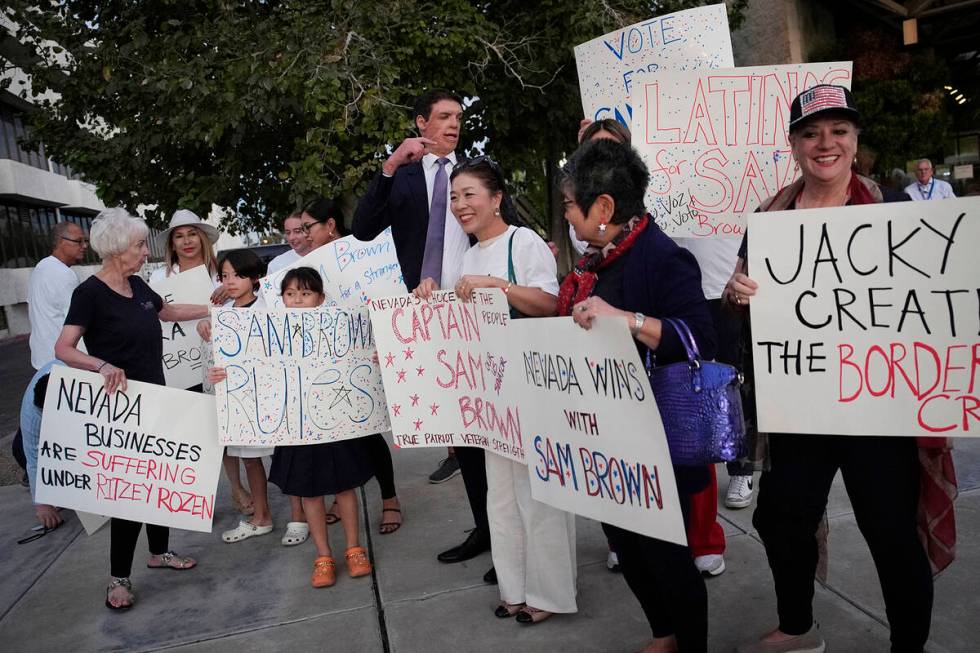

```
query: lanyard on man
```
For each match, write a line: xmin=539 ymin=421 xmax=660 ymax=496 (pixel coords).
xmin=918 ymin=179 xmax=935 ymax=200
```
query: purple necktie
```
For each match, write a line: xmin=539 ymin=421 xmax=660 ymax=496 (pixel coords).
xmin=420 ymin=157 xmax=450 ymax=285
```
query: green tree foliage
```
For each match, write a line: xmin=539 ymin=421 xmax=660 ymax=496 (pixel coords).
xmin=2 ymin=1 xmax=745 ymax=234
xmin=811 ymin=25 xmax=952 ymax=174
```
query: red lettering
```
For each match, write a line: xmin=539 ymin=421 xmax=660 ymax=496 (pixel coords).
xmin=838 ymin=343 xmax=862 ymax=402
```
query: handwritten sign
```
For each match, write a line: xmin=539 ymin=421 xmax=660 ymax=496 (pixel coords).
xmin=211 ymin=306 xmax=388 ymax=446
xmin=748 ymin=197 xmax=980 ymax=436
xmin=631 ymin=62 xmax=852 ymax=237
xmin=149 ymin=265 xmax=214 ymax=388
xmin=574 ymin=4 xmax=733 ymax=125
xmin=369 ymin=289 xmax=524 ymax=463
xmin=35 ymin=367 xmax=222 ymax=532
xmin=259 ymin=228 xmax=405 ymax=309
xmin=505 ymin=316 xmax=685 ymax=544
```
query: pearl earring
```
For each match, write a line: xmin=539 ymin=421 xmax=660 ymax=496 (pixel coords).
xmin=494 ymin=207 xmax=500 ymax=216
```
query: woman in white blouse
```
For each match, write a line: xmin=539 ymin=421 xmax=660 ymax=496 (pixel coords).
xmin=415 ymin=156 xmax=577 ymax=625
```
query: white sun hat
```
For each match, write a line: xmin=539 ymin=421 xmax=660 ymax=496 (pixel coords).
xmin=155 ymin=209 xmax=220 ymax=248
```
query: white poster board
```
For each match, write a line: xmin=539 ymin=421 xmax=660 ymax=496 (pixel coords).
xmin=150 ymin=265 xmax=214 ymax=389
xmin=748 ymin=197 xmax=980 ymax=436
xmin=507 ymin=317 xmax=686 ymax=544
xmin=35 ymin=367 xmax=223 ymax=532
xmin=631 ymin=62 xmax=852 ymax=237
xmin=211 ymin=306 xmax=388 ymax=446
xmin=574 ymin=4 xmax=733 ymax=124
xmin=369 ymin=289 xmax=525 ymax=463
xmin=259 ymin=228 xmax=405 ymax=309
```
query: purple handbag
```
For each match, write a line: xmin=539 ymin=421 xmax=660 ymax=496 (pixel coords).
xmin=646 ymin=318 xmax=746 ymax=466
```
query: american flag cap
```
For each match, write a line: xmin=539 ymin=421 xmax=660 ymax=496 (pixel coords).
xmin=789 ymin=84 xmax=859 ymax=131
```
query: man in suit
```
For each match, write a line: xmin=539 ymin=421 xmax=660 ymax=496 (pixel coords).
xmin=353 ymin=89 xmax=493 ymax=573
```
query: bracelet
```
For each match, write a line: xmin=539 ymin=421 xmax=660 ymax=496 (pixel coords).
xmin=503 ymin=282 xmax=512 ymax=295
xmin=630 ymin=312 xmax=646 ymax=336
xmin=96 ymin=361 xmax=109 ymax=372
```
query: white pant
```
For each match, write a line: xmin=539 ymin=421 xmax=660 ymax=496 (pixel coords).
xmin=486 ymin=452 xmax=577 ymax=613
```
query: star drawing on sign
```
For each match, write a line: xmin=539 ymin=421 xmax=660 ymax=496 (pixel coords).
xmin=403 ymin=347 xmax=415 ymax=360
xmin=416 ymin=365 xmax=425 ymax=376
xmin=384 ymin=352 xmax=396 ymax=367
xmin=392 ymin=404 xmax=401 ymax=416
xmin=328 ymin=385 xmax=354 ymax=409
xmin=410 ymin=393 xmax=420 ymax=407
xmin=396 ymin=369 xmax=407 ymax=383
xmin=430 ymin=403 xmax=439 ymax=415
xmin=413 ymin=418 xmax=423 ymax=430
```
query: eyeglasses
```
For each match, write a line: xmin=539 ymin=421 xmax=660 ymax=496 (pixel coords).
xmin=61 ymin=236 xmax=89 ymax=245
xmin=299 ymin=222 xmax=318 ymax=234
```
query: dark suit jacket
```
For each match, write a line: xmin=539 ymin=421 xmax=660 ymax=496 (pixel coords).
xmin=352 ymin=162 xmax=430 ymax=290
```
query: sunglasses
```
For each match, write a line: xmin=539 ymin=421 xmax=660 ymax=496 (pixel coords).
xmin=61 ymin=236 xmax=89 ymax=245
xmin=453 ymin=155 xmax=505 ymax=185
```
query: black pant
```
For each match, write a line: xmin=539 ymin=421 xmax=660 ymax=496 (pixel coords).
xmin=364 ymin=433 xmax=397 ymax=500
xmin=11 ymin=427 xmax=27 ymax=473
xmin=753 ymin=434 xmax=932 ymax=651
xmin=455 ymin=446 xmax=489 ymax=533
xmin=705 ymin=298 xmax=757 ymax=477
xmin=603 ymin=485 xmax=706 ymax=652
xmin=110 ymin=518 xmax=169 ymax=578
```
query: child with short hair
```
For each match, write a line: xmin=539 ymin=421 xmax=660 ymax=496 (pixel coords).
xmin=209 ymin=267 xmax=373 ymax=586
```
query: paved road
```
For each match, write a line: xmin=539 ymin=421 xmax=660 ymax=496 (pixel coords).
xmin=1 ymin=337 xmax=978 ymax=652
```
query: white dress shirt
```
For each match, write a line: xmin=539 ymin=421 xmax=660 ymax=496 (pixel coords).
xmin=421 ymin=151 xmax=470 ymax=290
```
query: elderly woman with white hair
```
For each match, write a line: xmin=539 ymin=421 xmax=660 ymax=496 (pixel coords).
xmin=54 ymin=208 xmax=209 ymax=611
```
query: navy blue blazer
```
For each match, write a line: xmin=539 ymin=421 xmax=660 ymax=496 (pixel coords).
xmin=352 ymin=162 xmax=431 ymax=290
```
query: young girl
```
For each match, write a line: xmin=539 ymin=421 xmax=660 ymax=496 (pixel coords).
xmin=210 ymin=267 xmax=374 ymax=587
xmin=205 ymin=250 xmax=277 ymax=543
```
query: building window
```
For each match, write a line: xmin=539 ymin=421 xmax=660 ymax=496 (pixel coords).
xmin=0 ymin=104 xmax=51 ymax=172
xmin=0 ymin=201 xmax=168 ymax=268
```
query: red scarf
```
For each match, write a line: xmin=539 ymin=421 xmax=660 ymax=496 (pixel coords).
xmin=557 ymin=215 xmax=649 ymax=316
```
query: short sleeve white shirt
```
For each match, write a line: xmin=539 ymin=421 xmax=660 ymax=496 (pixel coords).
xmin=422 ymin=152 xmax=470 ymax=290
xmin=27 ymin=256 xmax=80 ymax=369
xmin=460 ymin=225 xmax=558 ymax=296
xmin=267 ymin=248 xmax=301 ymax=274
xmin=905 ymin=178 xmax=956 ymax=201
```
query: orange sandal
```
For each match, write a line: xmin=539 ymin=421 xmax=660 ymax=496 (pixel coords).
xmin=345 ymin=546 xmax=372 ymax=578
xmin=311 ymin=556 xmax=336 ymax=588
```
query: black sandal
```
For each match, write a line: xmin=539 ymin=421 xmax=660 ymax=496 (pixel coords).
xmin=379 ymin=508 xmax=402 ymax=535
xmin=105 ymin=577 xmax=134 ymax=611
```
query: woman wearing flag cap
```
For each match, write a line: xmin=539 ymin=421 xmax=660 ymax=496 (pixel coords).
xmin=725 ymin=85 xmax=948 ymax=653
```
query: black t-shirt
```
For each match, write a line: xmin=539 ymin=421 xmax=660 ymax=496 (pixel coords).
xmin=65 ymin=275 xmax=165 ymax=385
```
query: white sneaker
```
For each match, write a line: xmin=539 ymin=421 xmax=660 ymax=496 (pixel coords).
xmin=725 ymin=474 xmax=754 ymax=509
xmin=694 ymin=554 xmax=726 ymax=576
xmin=606 ymin=550 xmax=620 ymax=572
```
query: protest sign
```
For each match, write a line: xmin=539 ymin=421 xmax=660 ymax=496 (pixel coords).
xmin=259 ymin=228 xmax=404 ymax=309
xmin=505 ymin=316 xmax=685 ymax=544
xmin=748 ymin=197 xmax=980 ymax=436
xmin=574 ymin=4 xmax=733 ymax=125
xmin=631 ymin=62 xmax=852 ymax=237
xmin=211 ymin=306 xmax=388 ymax=446
xmin=149 ymin=265 xmax=214 ymax=389
xmin=35 ymin=367 xmax=222 ymax=532
xmin=369 ymin=289 xmax=524 ymax=463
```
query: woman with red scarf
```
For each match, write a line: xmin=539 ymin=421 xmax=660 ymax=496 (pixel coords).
xmin=726 ymin=86 xmax=950 ymax=653
xmin=559 ymin=139 xmax=716 ymax=653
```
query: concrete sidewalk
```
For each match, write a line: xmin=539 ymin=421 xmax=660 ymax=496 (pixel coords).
xmin=1 ymin=338 xmax=978 ymax=651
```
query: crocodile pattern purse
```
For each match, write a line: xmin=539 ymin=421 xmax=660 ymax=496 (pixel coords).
xmin=647 ymin=318 xmax=746 ymax=466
